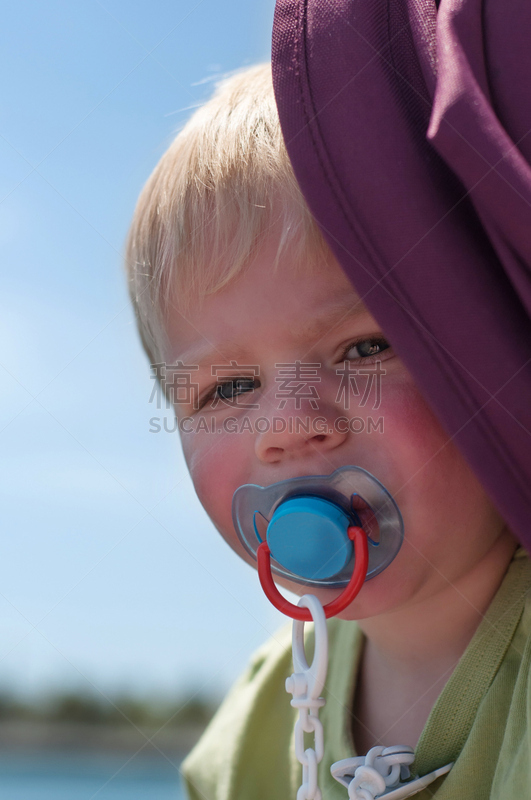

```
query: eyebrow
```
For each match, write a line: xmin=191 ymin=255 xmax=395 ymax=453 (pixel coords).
xmin=174 ymin=342 xmax=257 ymax=371
xmin=290 ymin=294 xmax=366 ymax=345
xmin=174 ymin=293 xmax=366 ymax=369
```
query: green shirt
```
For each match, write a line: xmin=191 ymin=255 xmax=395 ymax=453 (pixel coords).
xmin=183 ymin=549 xmax=531 ymax=799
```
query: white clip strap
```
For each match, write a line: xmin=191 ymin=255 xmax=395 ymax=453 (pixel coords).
xmin=286 ymin=594 xmax=328 ymax=800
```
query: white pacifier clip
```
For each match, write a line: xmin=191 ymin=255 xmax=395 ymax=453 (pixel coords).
xmin=331 ymin=749 xmax=453 ymax=799
xmin=286 ymin=595 xmax=453 ymax=800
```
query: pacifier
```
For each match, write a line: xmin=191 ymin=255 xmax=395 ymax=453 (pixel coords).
xmin=232 ymin=466 xmax=404 ymax=619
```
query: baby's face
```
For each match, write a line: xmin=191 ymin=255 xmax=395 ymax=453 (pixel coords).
xmin=164 ymin=237 xmax=506 ymax=619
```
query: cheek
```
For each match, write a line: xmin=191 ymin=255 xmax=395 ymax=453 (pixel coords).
xmin=181 ymin=429 xmax=252 ymax=549
xmin=376 ymin=379 xmax=503 ymax=566
xmin=377 ymin=377 xmax=472 ymax=494
xmin=336 ymin=381 xmax=504 ymax=620
xmin=357 ymin=376 xmax=455 ymax=496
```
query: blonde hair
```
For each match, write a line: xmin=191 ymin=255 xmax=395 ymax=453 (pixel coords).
xmin=125 ymin=63 xmax=329 ymax=365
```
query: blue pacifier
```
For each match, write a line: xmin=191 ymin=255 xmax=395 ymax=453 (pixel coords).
xmin=232 ymin=465 xmax=404 ymax=588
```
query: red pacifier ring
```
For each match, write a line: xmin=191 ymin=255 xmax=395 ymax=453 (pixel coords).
xmin=257 ymin=526 xmax=369 ymax=621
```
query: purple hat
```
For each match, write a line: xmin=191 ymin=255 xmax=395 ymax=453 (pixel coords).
xmin=272 ymin=0 xmax=531 ymax=549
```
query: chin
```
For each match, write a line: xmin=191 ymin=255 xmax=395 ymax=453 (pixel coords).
xmin=272 ymin=574 xmax=392 ymax=622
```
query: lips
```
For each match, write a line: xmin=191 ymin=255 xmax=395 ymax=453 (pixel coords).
xmin=350 ymin=494 xmax=379 ymax=544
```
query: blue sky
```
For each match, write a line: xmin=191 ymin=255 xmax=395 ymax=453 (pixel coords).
xmin=0 ymin=0 xmax=289 ymax=701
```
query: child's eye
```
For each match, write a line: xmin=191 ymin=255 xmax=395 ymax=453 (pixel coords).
xmin=341 ymin=337 xmax=391 ymax=361
xmin=199 ymin=377 xmax=260 ymax=409
xmin=216 ymin=377 xmax=258 ymax=401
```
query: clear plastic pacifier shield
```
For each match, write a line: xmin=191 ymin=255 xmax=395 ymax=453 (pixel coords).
xmin=232 ymin=466 xmax=404 ymax=588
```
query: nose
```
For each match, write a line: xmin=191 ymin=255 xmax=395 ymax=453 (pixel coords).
xmin=254 ymin=393 xmax=348 ymax=464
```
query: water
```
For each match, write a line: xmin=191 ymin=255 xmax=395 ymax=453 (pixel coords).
xmin=0 ymin=753 xmax=185 ymax=800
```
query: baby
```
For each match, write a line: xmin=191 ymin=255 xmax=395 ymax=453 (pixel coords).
xmin=126 ymin=65 xmax=528 ymax=799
